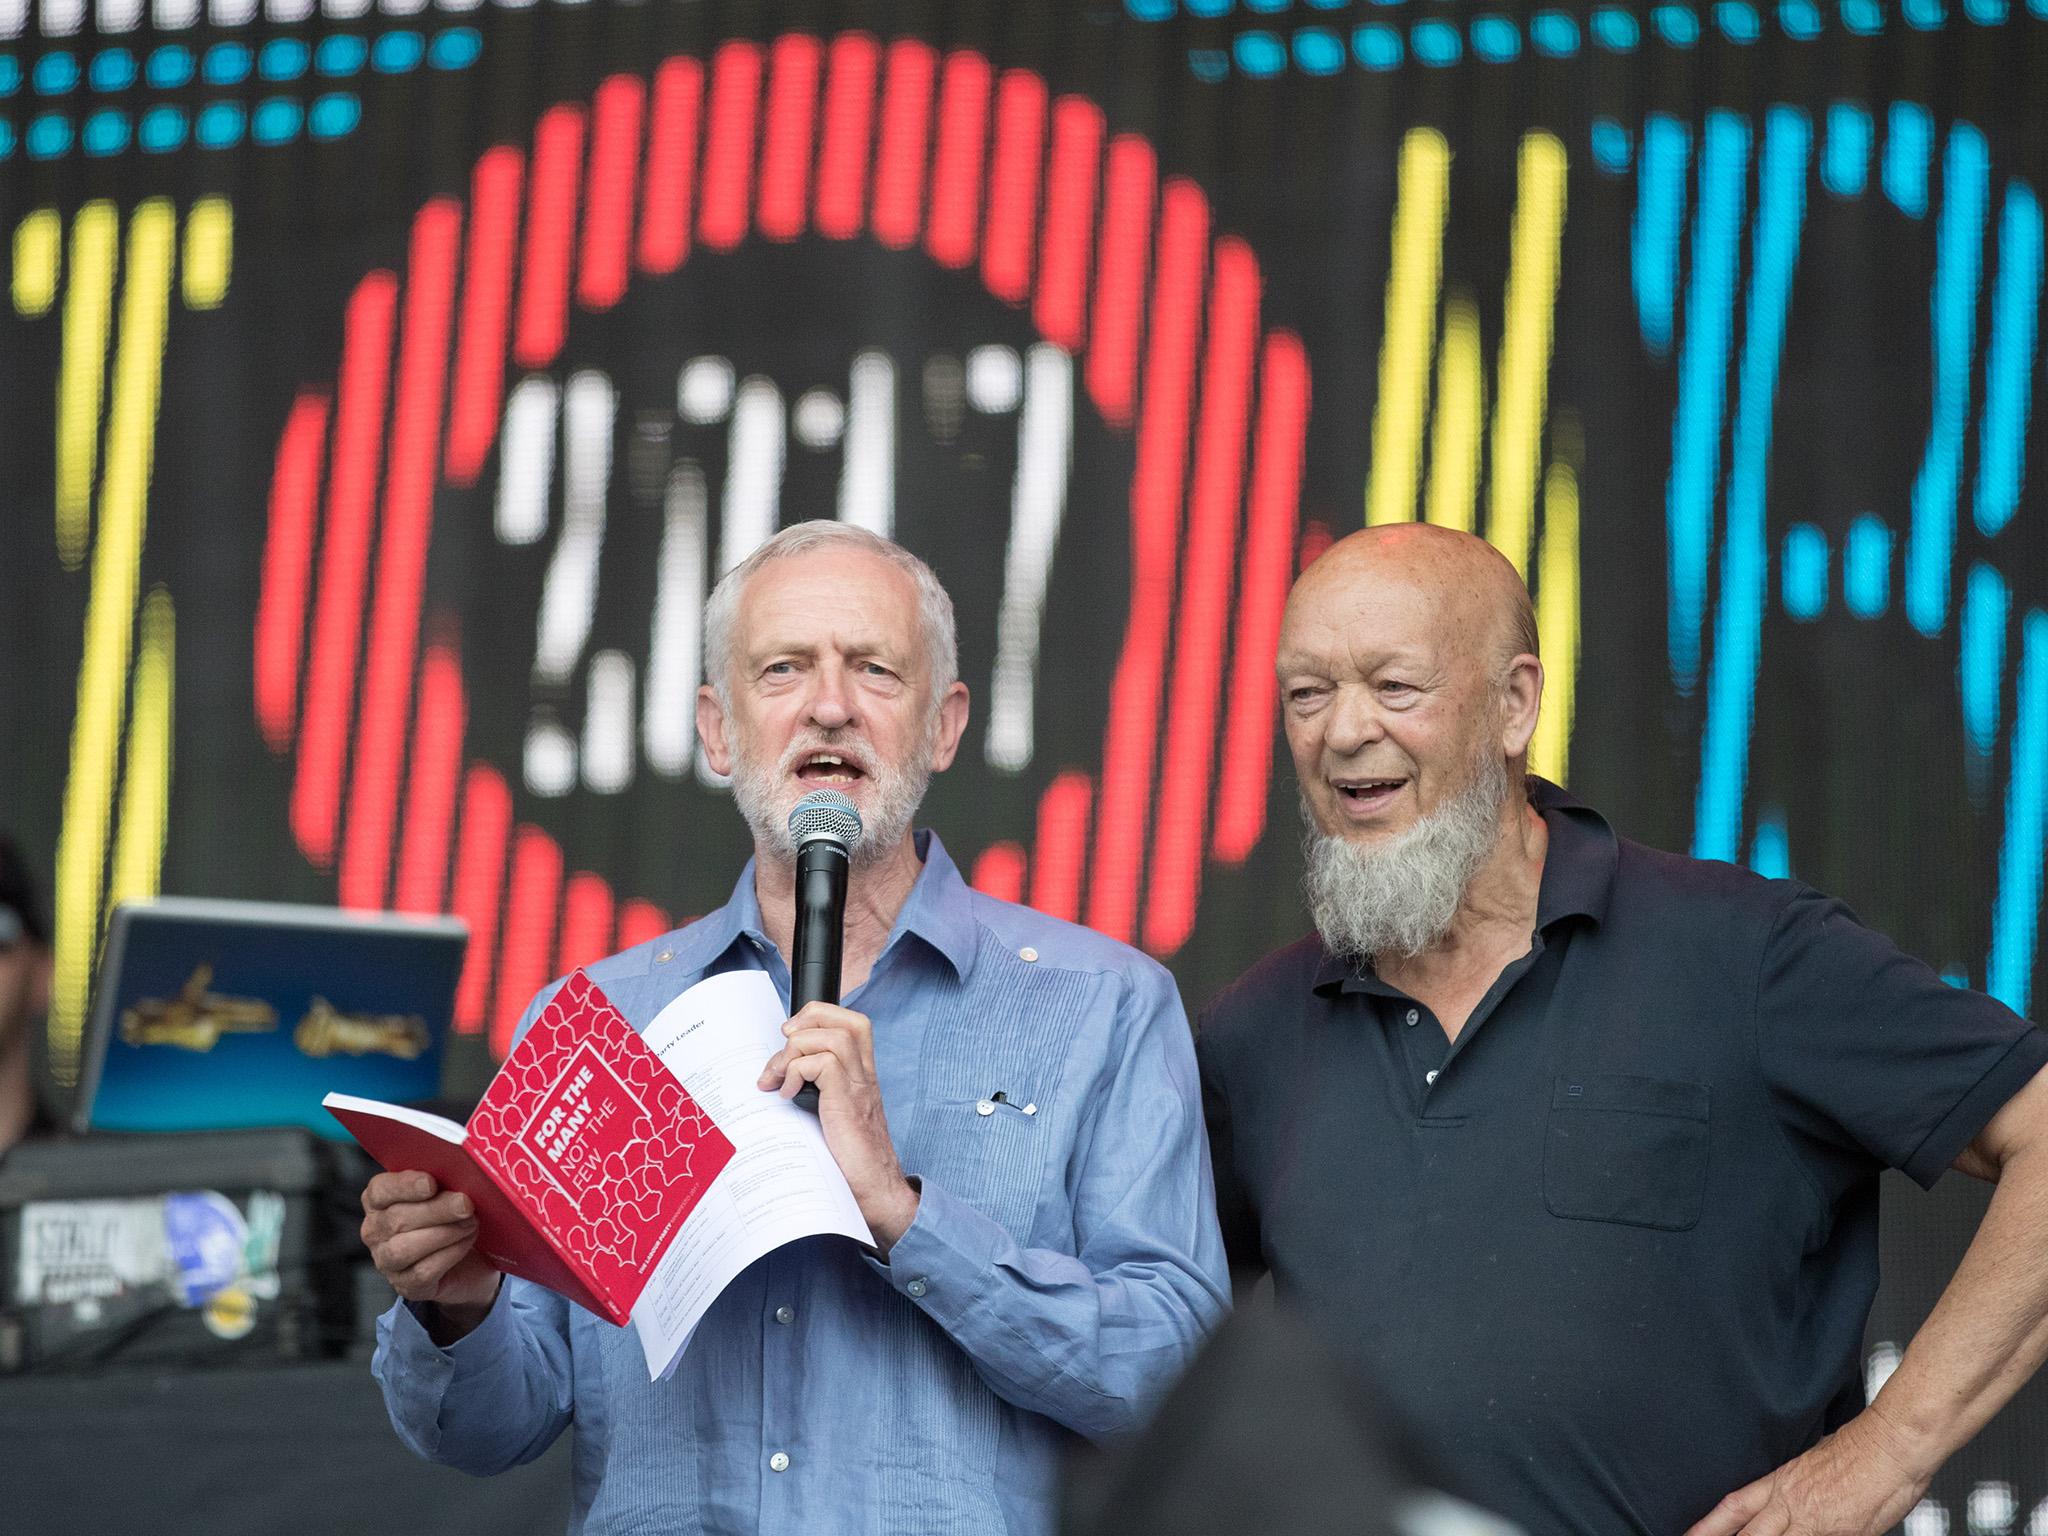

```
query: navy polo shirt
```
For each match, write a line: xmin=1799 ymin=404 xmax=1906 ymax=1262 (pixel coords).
xmin=1197 ymin=779 xmax=2048 ymax=1536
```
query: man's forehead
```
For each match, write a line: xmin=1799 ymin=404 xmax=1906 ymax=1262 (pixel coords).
xmin=745 ymin=548 xmax=913 ymax=618
xmin=1283 ymin=567 xmax=1472 ymax=658
xmin=1291 ymin=522 xmax=1533 ymax=649
xmin=738 ymin=550 xmax=921 ymax=642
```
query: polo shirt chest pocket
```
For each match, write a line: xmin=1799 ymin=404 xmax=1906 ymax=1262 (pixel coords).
xmin=1543 ymin=1074 xmax=1711 ymax=1232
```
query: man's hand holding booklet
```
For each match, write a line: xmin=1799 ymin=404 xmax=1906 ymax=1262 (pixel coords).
xmin=326 ymin=968 xmax=873 ymax=1379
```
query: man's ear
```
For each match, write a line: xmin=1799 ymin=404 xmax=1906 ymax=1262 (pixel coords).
xmin=697 ymin=685 xmax=734 ymax=778
xmin=927 ymin=681 xmax=971 ymax=773
xmin=1499 ymin=654 xmax=1544 ymax=761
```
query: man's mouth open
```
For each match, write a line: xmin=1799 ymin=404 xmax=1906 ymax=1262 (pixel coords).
xmin=1331 ymin=777 xmax=1407 ymax=814
xmin=795 ymin=752 xmax=868 ymax=789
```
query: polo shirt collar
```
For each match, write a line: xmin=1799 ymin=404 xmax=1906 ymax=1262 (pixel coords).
xmin=1526 ymin=775 xmax=1617 ymax=930
xmin=667 ymin=827 xmax=979 ymax=984
xmin=1309 ymin=775 xmax=1619 ymax=994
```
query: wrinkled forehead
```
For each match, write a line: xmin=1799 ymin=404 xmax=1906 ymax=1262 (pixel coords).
xmin=1279 ymin=559 xmax=1496 ymax=675
xmin=736 ymin=548 xmax=924 ymax=656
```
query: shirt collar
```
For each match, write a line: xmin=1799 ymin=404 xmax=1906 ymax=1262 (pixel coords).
xmin=1526 ymin=775 xmax=1617 ymax=931
xmin=668 ymin=828 xmax=980 ymax=984
xmin=1310 ymin=775 xmax=1619 ymax=994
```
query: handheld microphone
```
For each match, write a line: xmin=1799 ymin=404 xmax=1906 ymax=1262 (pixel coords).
xmin=786 ymin=789 xmax=863 ymax=1113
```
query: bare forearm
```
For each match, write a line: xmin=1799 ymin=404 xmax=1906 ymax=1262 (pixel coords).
xmin=1868 ymin=1143 xmax=2048 ymax=1471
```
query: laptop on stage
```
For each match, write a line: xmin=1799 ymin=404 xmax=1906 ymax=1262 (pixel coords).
xmin=72 ymin=898 xmax=467 ymax=1138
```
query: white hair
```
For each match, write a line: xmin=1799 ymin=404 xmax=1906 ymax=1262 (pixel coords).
xmin=1301 ymin=746 xmax=1512 ymax=965
xmin=702 ymin=521 xmax=958 ymax=709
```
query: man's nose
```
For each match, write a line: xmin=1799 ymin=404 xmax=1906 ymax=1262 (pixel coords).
xmin=805 ymin=662 xmax=857 ymax=730
xmin=1324 ymin=687 xmax=1384 ymax=756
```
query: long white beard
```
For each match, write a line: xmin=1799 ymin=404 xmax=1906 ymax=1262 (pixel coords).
xmin=726 ymin=725 xmax=934 ymax=868
xmin=1301 ymin=747 xmax=1512 ymax=965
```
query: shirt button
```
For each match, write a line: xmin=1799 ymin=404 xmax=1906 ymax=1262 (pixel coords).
xmin=1425 ymin=1069 xmax=1440 ymax=1086
xmin=1404 ymin=1009 xmax=1419 ymax=1027
xmin=1019 ymin=946 xmax=1038 ymax=962
xmin=774 ymin=1305 xmax=794 ymax=1325
xmin=655 ymin=949 xmax=673 ymax=964
xmin=976 ymin=1099 xmax=995 ymax=1115
xmin=769 ymin=1452 xmax=790 ymax=1473
xmin=906 ymin=1277 xmax=929 ymax=1299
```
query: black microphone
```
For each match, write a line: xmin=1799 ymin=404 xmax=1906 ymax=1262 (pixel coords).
xmin=786 ymin=789 xmax=863 ymax=1112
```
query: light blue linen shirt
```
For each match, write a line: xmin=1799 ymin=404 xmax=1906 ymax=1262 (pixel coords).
xmin=373 ymin=830 xmax=1229 ymax=1535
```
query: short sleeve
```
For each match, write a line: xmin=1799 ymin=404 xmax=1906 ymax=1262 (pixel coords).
xmin=1757 ymin=887 xmax=2048 ymax=1188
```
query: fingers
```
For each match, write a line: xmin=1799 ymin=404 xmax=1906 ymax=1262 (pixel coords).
xmin=358 ymin=1174 xmax=478 ymax=1291
xmin=387 ymin=1230 xmax=482 ymax=1300
xmin=377 ymin=1220 xmax=478 ymax=1277
xmin=774 ymin=1049 xmax=835 ymax=1100
xmin=1684 ymin=1480 xmax=1774 ymax=1536
xmin=784 ymin=1002 xmax=872 ymax=1038
xmin=759 ymin=1023 xmax=871 ymax=1092
xmin=768 ymin=1028 xmax=865 ymax=1072
xmin=362 ymin=1185 xmax=473 ymax=1234
xmin=360 ymin=1180 xmax=480 ymax=1298
xmin=363 ymin=1169 xmax=440 ymax=1212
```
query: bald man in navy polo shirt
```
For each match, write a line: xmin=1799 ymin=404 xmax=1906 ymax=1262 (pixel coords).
xmin=1197 ymin=524 xmax=2048 ymax=1536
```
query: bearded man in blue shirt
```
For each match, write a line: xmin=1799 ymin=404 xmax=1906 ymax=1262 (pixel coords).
xmin=360 ymin=521 xmax=1228 ymax=1534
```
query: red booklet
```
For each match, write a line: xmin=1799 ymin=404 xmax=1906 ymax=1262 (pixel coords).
xmin=325 ymin=970 xmax=736 ymax=1325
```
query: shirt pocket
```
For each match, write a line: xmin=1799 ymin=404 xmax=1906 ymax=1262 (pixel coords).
xmin=1543 ymin=1073 xmax=1711 ymax=1232
xmin=911 ymin=1094 xmax=1049 ymax=1238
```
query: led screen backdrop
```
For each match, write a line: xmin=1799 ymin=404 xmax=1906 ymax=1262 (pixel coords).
xmin=2 ymin=0 xmax=2046 ymax=1521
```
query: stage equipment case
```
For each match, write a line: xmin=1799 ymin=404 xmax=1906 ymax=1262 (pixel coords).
xmin=0 ymin=1130 xmax=356 ymax=1373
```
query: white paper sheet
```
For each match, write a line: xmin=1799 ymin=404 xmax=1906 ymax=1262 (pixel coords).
xmin=630 ymin=969 xmax=875 ymax=1379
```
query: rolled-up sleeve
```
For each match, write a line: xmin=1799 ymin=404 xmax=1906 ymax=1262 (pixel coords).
xmin=879 ymin=960 xmax=1230 ymax=1442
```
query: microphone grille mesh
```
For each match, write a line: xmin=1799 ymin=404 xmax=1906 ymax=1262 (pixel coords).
xmin=787 ymin=789 xmax=864 ymax=852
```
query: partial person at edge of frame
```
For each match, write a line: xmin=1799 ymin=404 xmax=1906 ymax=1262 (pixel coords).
xmin=0 ymin=833 xmax=57 ymax=1162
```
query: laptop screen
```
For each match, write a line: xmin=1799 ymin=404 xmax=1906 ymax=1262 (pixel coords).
xmin=75 ymin=899 xmax=467 ymax=1137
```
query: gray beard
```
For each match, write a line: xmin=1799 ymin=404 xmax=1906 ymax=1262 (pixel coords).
xmin=727 ymin=727 xmax=933 ymax=870
xmin=1301 ymin=749 xmax=1512 ymax=965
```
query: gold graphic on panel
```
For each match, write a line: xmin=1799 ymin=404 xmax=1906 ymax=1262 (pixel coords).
xmin=119 ymin=964 xmax=278 ymax=1052
xmin=294 ymin=1000 xmax=432 ymax=1060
